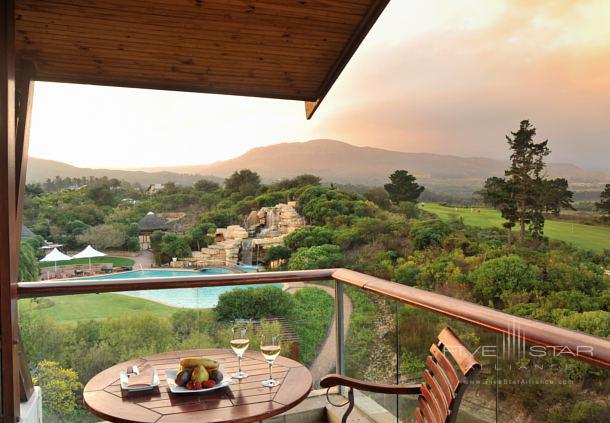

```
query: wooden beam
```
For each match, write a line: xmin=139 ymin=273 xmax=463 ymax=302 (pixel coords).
xmin=304 ymin=99 xmax=321 ymax=120
xmin=305 ymin=0 xmax=390 ymax=119
xmin=0 ymin=0 xmax=21 ymax=420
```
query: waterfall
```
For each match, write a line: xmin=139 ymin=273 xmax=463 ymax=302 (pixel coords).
xmin=241 ymin=238 xmax=253 ymax=265
xmin=265 ymin=207 xmax=280 ymax=230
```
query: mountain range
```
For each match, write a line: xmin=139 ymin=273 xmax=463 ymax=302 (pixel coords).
xmin=27 ymin=140 xmax=610 ymax=193
xmin=26 ymin=157 xmax=215 ymax=187
xmin=133 ymin=140 xmax=610 ymax=191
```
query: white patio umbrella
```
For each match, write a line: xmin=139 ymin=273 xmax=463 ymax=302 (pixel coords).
xmin=39 ymin=248 xmax=72 ymax=273
xmin=72 ymin=245 xmax=106 ymax=272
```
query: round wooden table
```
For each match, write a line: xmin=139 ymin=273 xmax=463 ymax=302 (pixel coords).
xmin=84 ymin=348 xmax=313 ymax=423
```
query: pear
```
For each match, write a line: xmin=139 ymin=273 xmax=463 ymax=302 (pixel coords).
xmin=191 ymin=365 xmax=209 ymax=383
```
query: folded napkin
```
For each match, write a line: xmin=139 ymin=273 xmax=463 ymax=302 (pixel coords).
xmin=127 ymin=364 xmax=154 ymax=388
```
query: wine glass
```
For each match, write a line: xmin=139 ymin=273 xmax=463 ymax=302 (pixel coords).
xmin=260 ymin=333 xmax=281 ymax=387
xmin=230 ymin=325 xmax=249 ymax=379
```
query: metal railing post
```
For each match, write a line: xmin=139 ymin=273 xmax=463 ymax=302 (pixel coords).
xmin=335 ymin=279 xmax=345 ymax=379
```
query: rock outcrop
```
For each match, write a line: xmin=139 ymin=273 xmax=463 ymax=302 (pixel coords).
xmin=250 ymin=202 xmax=305 ymax=237
xmin=179 ymin=202 xmax=305 ymax=268
xmin=192 ymin=239 xmax=242 ymax=267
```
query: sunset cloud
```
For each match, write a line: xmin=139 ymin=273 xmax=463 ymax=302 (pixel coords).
xmin=28 ymin=0 xmax=610 ymax=170
xmin=313 ymin=0 xmax=610 ymax=168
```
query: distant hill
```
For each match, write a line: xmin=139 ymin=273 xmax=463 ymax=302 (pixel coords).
xmin=134 ymin=140 xmax=610 ymax=193
xmin=26 ymin=157 xmax=220 ymax=187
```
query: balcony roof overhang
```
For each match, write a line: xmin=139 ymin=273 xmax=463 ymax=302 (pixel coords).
xmin=14 ymin=0 xmax=390 ymax=119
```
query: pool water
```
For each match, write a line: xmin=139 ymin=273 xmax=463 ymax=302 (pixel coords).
xmin=236 ymin=265 xmax=260 ymax=272
xmin=76 ymin=269 xmax=281 ymax=308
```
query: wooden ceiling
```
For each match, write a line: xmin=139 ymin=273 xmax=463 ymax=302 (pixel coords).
xmin=14 ymin=0 xmax=390 ymax=118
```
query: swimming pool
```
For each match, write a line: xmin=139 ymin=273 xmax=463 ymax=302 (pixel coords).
xmin=76 ymin=269 xmax=281 ymax=308
xmin=236 ymin=265 xmax=260 ymax=272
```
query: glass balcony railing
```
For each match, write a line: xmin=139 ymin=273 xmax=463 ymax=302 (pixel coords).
xmin=17 ymin=269 xmax=610 ymax=423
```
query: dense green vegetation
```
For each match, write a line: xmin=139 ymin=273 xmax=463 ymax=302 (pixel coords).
xmin=289 ymin=288 xmax=334 ymax=365
xmin=21 ymin=151 xmax=610 ymax=422
xmin=214 ymin=286 xmax=334 ymax=366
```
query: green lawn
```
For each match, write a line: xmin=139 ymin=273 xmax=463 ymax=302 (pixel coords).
xmin=20 ymin=293 xmax=180 ymax=323
xmin=422 ymin=203 xmax=610 ymax=253
xmin=39 ymin=256 xmax=135 ymax=268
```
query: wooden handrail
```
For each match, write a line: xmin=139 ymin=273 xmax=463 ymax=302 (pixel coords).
xmin=17 ymin=268 xmax=610 ymax=370
xmin=332 ymin=269 xmax=610 ymax=370
xmin=16 ymin=269 xmax=336 ymax=297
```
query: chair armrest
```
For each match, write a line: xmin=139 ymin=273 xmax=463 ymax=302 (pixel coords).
xmin=320 ymin=374 xmax=421 ymax=395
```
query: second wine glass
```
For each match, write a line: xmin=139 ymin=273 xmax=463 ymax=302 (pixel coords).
xmin=260 ymin=333 xmax=281 ymax=387
xmin=230 ymin=325 xmax=249 ymax=379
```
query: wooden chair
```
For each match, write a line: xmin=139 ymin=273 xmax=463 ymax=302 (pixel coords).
xmin=321 ymin=327 xmax=480 ymax=423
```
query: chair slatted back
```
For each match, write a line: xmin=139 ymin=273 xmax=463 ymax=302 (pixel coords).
xmin=416 ymin=327 xmax=480 ymax=423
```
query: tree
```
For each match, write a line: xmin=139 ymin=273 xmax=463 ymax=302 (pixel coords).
xmin=596 ymin=184 xmax=610 ymax=218
xmin=468 ymin=255 xmax=541 ymax=305
xmin=480 ymin=120 xmax=573 ymax=244
xmin=87 ymin=184 xmax=116 ymax=207
xmin=364 ymin=187 xmax=392 ymax=210
xmin=409 ymin=219 xmax=452 ymax=249
xmin=215 ymin=286 xmax=294 ymax=320
xmin=224 ymin=169 xmax=261 ymax=196
xmin=288 ymin=244 xmax=343 ymax=270
xmin=25 ymin=183 xmax=44 ymax=196
xmin=158 ymin=232 xmax=192 ymax=262
xmin=264 ymin=246 xmax=292 ymax=263
xmin=479 ymin=177 xmax=517 ymax=243
xmin=76 ymin=224 xmax=127 ymax=250
xmin=203 ymin=209 xmax=236 ymax=228
xmin=284 ymin=226 xmax=334 ymax=250
xmin=189 ymin=223 xmax=214 ymax=250
xmin=194 ymin=179 xmax=220 ymax=192
xmin=384 ymin=170 xmax=424 ymax=204
xmin=395 ymin=201 xmax=420 ymax=219
xmin=33 ymin=360 xmax=83 ymax=417
xmin=273 ymin=174 xmax=321 ymax=190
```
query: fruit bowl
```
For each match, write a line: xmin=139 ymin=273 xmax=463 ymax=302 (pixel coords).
xmin=166 ymin=365 xmax=231 ymax=394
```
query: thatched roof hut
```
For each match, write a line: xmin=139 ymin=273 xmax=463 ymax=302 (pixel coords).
xmin=137 ymin=212 xmax=170 ymax=233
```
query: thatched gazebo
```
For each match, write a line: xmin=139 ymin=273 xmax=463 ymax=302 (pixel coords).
xmin=137 ymin=212 xmax=170 ymax=250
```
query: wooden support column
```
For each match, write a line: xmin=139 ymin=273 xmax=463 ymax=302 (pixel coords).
xmin=0 ymin=0 xmax=21 ymax=420
xmin=14 ymin=62 xmax=33 ymax=241
xmin=14 ymin=62 xmax=35 ymax=403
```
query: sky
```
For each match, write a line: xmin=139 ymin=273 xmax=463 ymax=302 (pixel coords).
xmin=28 ymin=0 xmax=610 ymax=170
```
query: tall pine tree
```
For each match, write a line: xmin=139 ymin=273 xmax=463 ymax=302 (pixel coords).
xmin=481 ymin=120 xmax=573 ymax=245
xmin=384 ymin=170 xmax=424 ymax=204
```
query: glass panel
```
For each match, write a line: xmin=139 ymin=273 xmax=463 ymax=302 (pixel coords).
xmin=397 ymin=304 xmax=498 ymax=423
xmin=19 ymin=277 xmax=337 ymax=421
xmin=343 ymin=286 xmax=399 ymax=422
xmin=496 ymin=333 xmax=610 ymax=422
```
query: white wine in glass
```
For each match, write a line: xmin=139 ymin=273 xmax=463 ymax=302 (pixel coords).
xmin=260 ymin=334 xmax=281 ymax=387
xmin=230 ymin=326 xmax=249 ymax=379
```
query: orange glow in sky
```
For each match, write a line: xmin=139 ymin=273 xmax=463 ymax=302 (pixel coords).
xmin=28 ymin=0 xmax=610 ymax=170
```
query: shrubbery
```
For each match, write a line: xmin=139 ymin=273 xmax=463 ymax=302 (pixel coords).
xmin=468 ymin=255 xmax=541 ymax=305
xmin=288 ymin=244 xmax=344 ymax=270
xmin=410 ymin=219 xmax=452 ymax=249
xmin=215 ymin=286 xmax=294 ymax=320
xmin=284 ymin=226 xmax=334 ymax=250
